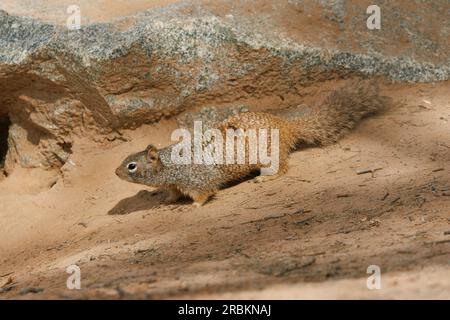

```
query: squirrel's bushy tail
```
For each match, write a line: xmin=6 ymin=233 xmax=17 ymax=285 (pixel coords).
xmin=294 ymin=80 xmax=389 ymax=146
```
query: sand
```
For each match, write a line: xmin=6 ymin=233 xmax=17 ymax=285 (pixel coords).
xmin=0 ymin=81 xmax=449 ymax=299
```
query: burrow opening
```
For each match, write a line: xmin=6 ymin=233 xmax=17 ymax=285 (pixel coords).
xmin=0 ymin=115 xmax=10 ymax=170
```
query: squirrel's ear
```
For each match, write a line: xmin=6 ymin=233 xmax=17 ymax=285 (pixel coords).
xmin=145 ymin=144 xmax=160 ymax=163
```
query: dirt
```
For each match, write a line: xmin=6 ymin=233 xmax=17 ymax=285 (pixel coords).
xmin=0 ymin=81 xmax=449 ymax=299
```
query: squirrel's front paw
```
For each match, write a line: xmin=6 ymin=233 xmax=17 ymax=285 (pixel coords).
xmin=253 ymin=175 xmax=278 ymax=183
xmin=164 ymin=196 xmax=179 ymax=204
xmin=164 ymin=193 xmax=183 ymax=204
xmin=164 ymin=187 xmax=182 ymax=204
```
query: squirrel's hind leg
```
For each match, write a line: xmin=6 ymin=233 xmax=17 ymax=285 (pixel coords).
xmin=188 ymin=190 xmax=215 ymax=207
xmin=254 ymin=155 xmax=289 ymax=183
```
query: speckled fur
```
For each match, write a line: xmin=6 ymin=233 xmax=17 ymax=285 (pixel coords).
xmin=116 ymin=80 xmax=388 ymax=206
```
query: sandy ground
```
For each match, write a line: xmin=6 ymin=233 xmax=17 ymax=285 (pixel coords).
xmin=0 ymin=81 xmax=449 ymax=299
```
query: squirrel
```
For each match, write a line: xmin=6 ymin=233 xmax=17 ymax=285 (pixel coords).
xmin=115 ymin=80 xmax=389 ymax=206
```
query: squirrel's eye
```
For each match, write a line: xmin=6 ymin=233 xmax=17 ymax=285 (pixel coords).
xmin=127 ymin=162 xmax=137 ymax=173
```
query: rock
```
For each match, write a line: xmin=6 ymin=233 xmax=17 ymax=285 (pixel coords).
xmin=177 ymin=105 xmax=249 ymax=131
xmin=0 ymin=1 xmax=449 ymax=171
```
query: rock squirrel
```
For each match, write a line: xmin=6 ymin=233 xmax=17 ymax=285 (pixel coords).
xmin=116 ymin=80 xmax=388 ymax=206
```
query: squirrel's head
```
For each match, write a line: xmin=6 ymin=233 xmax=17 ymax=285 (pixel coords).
xmin=115 ymin=144 xmax=162 ymax=185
